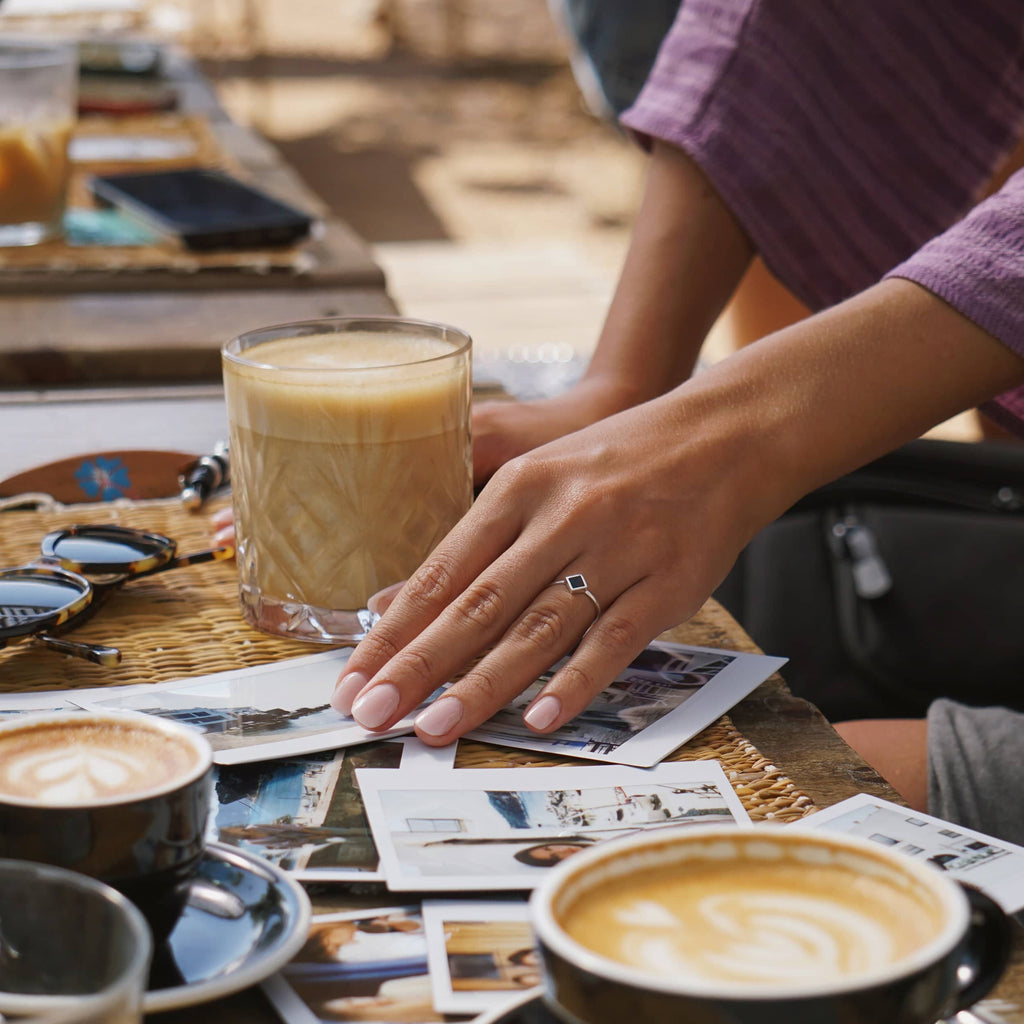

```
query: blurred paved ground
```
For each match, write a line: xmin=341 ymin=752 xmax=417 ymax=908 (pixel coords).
xmin=185 ymin=0 xmax=975 ymax=430
xmin=191 ymin=0 xmax=645 ymax=391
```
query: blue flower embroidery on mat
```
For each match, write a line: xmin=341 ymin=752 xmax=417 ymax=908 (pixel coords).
xmin=74 ymin=456 xmax=132 ymax=501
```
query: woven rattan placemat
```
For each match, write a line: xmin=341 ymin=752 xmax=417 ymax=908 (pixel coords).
xmin=0 ymin=497 xmax=816 ymax=823
xmin=0 ymin=496 xmax=312 ymax=689
xmin=455 ymin=723 xmax=815 ymax=824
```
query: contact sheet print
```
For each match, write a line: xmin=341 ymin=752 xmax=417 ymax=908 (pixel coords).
xmin=802 ymin=794 xmax=1024 ymax=913
xmin=355 ymin=760 xmax=752 ymax=892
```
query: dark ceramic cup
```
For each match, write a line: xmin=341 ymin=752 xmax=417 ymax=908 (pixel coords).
xmin=530 ymin=825 xmax=1012 ymax=1024
xmin=0 ymin=711 xmax=213 ymax=942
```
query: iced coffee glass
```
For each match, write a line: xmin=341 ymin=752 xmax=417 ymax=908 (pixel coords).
xmin=0 ymin=38 xmax=77 ymax=247
xmin=223 ymin=316 xmax=473 ymax=643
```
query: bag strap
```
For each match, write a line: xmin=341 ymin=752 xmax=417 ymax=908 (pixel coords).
xmin=792 ymin=438 xmax=1024 ymax=515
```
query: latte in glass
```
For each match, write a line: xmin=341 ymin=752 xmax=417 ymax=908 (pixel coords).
xmin=223 ymin=317 xmax=472 ymax=644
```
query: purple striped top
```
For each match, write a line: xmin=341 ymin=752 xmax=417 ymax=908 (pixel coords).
xmin=620 ymin=0 xmax=1024 ymax=432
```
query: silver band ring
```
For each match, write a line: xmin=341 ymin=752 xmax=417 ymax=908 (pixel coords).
xmin=548 ymin=573 xmax=601 ymax=627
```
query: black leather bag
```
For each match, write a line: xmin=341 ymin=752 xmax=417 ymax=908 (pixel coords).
xmin=714 ymin=438 xmax=1024 ymax=722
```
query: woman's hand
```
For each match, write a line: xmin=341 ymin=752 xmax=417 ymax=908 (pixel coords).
xmin=331 ymin=384 xmax=765 ymax=745
xmin=332 ymin=273 xmax=1024 ymax=747
xmin=472 ymin=375 xmax=641 ymax=486
xmin=210 ymin=505 xmax=235 ymax=549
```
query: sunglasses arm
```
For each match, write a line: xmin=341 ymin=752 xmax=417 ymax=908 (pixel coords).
xmin=35 ymin=634 xmax=122 ymax=667
xmin=135 ymin=544 xmax=235 ymax=579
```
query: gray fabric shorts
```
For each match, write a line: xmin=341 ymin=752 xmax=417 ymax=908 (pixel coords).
xmin=928 ymin=698 xmax=1024 ymax=848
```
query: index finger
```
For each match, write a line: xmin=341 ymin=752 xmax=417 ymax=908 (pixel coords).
xmin=330 ymin=491 xmax=524 ymax=715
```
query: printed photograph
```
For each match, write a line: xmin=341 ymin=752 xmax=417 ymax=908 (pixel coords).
xmin=358 ymin=761 xmax=750 ymax=891
xmin=262 ymin=907 xmax=467 ymax=1024
xmin=422 ymin=901 xmax=536 ymax=1014
xmin=466 ymin=641 xmax=786 ymax=767
xmin=73 ymin=649 xmax=429 ymax=764
xmin=803 ymin=794 xmax=1024 ymax=912
xmin=211 ymin=739 xmax=406 ymax=879
xmin=0 ymin=706 xmax=65 ymax=718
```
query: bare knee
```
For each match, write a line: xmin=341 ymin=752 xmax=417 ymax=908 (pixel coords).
xmin=833 ymin=718 xmax=928 ymax=812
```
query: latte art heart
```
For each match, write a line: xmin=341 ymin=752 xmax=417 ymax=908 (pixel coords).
xmin=0 ymin=718 xmax=199 ymax=805
xmin=7 ymin=747 xmax=158 ymax=803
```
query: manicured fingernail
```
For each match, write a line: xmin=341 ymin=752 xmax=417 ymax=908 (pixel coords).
xmin=523 ymin=694 xmax=561 ymax=732
xmin=352 ymin=683 xmax=401 ymax=729
xmin=415 ymin=696 xmax=464 ymax=737
xmin=213 ymin=526 xmax=234 ymax=547
xmin=367 ymin=581 xmax=405 ymax=616
xmin=331 ymin=671 xmax=369 ymax=715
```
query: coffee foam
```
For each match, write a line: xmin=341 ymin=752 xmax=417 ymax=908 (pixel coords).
xmin=557 ymin=836 xmax=949 ymax=992
xmin=0 ymin=718 xmax=200 ymax=805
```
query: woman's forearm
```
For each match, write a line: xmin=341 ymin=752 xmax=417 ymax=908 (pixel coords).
xmin=582 ymin=141 xmax=755 ymax=409
xmin=672 ymin=277 xmax=1024 ymax=537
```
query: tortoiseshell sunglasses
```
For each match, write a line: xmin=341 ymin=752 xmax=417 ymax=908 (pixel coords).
xmin=0 ymin=524 xmax=233 ymax=666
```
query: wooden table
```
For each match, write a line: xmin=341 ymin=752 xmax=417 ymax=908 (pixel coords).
xmin=0 ymin=46 xmax=396 ymax=388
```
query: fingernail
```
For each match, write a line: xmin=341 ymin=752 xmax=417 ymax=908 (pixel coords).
xmin=523 ymin=694 xmax=562 ymax=732
xmin=415 ymin=696 xmax=464 ymax=737
xmin=213 ymin=526 xmax=234 ymax=547
xmin=352 ymin=683 xmax=401 ymax=729
xmin=210 ymin=507 xmax=233 ymax=528
xmin=367 ymin=581 xmax=405 ymax=616
xmin=331 ymin=671 xmax=369 ymax=715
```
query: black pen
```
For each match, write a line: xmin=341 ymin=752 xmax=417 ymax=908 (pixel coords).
xmin=179 ymin=441 xmax=230 ymax=511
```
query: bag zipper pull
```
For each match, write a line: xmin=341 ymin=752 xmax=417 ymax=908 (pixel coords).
xmin=994 ymin=486 xmax=1023 ymax=511
xmin=832 ymin=514 xmax=893 ymax=599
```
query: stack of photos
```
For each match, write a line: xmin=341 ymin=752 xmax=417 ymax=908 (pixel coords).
xmin=209 ymin=739 xmax=455 ymax=880
xmin=16 ymin=638 xmax=1024 ymax=1023
xmin=263 ymin=905 xmax=469 ymax=1024
xmin=59 ymin=640 xmax=785 ymax=768
xmin=421 ymin=902 xmax=536 ymax=1015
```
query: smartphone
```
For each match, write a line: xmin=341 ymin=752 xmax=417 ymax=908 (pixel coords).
xmin=78 ymin=40 xmax=164 ymax=77
xmin=89 ymin=168 xmax=314 ymax=251
xmin=77 ymin=79 xmax=179 ymax=116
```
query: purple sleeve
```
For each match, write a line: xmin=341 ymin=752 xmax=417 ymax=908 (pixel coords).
xmin=620 ymin=0 xmax=1024 ymax=430
xmin=885 ymin=169 xmax=1024 ymax=431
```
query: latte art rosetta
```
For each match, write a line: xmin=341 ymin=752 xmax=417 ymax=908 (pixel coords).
xmin=0 ymin=719 xmax=199 ymax=804
xmin=611 ymin=893 xmax=898 ymax=983
xmin=562 ymin=858 xmax=945 ymax=988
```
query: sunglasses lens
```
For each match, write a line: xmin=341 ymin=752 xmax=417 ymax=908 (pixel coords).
xmin=0 ymin=571 xmax=88 ymax=636
xmin=43 ymin=526 xmax=170 ymax=572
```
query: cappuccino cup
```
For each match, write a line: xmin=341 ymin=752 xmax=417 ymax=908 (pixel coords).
xmin=530 ymin=825 xmax=1012 ymax=1024
xmin=0 ymin=711 xmax=213 ymax=941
